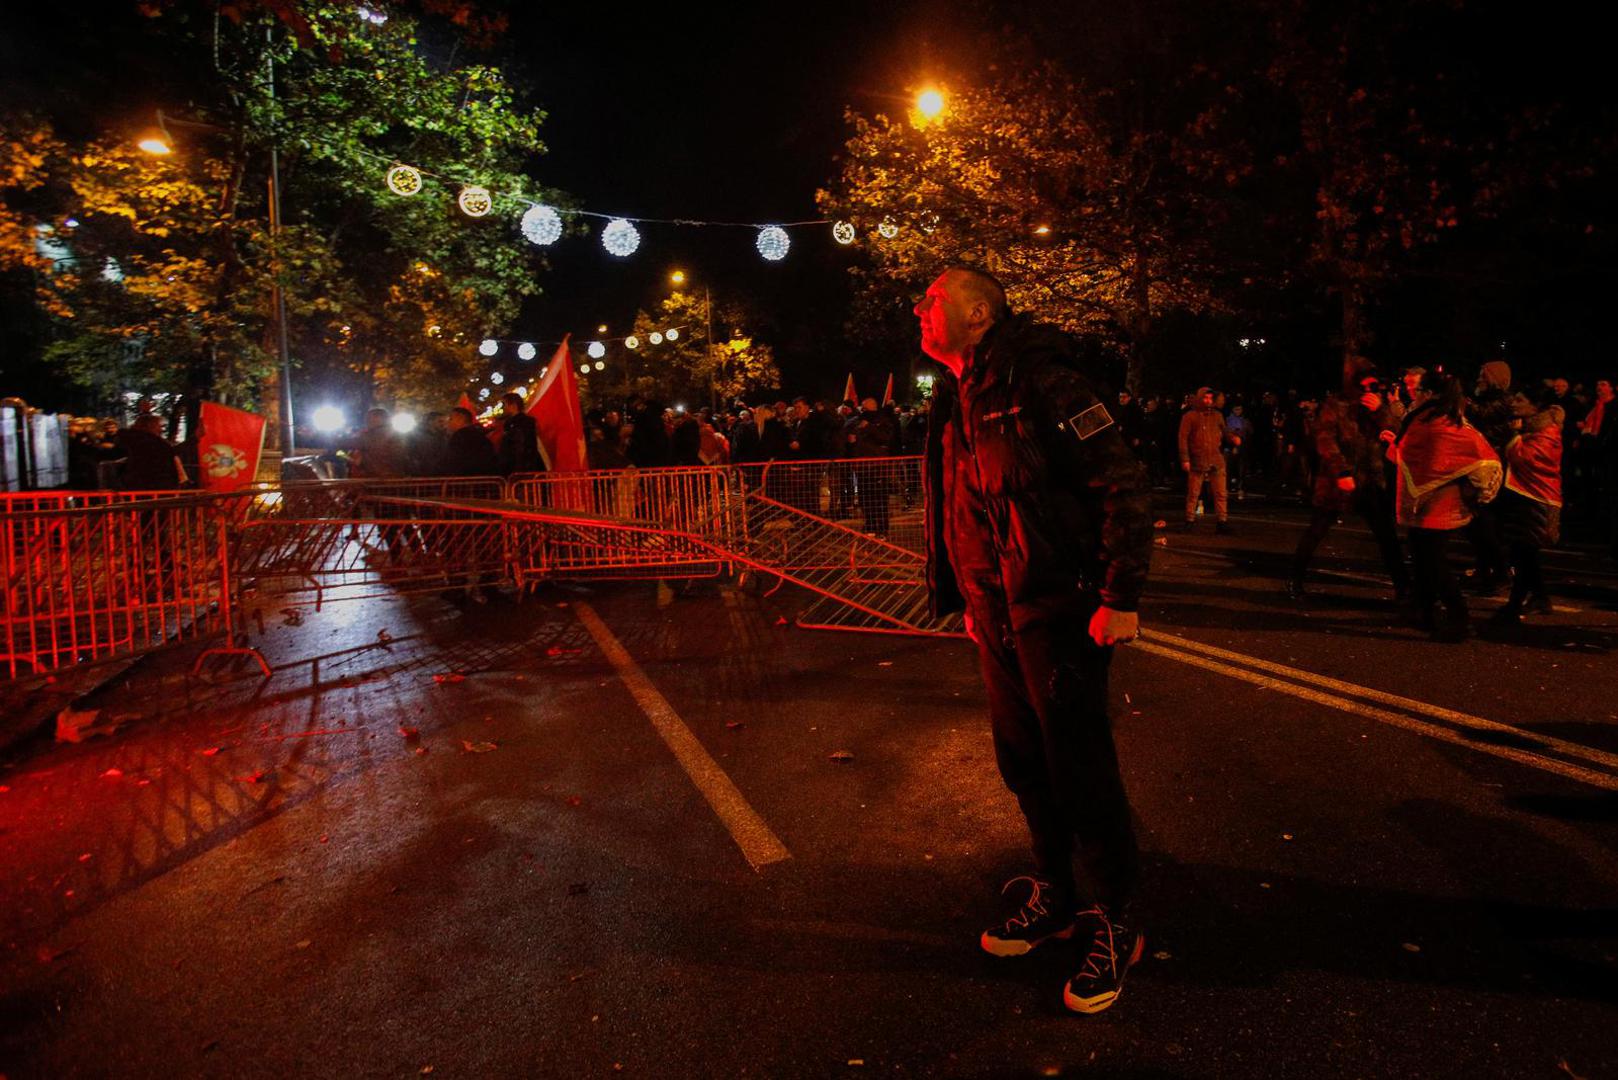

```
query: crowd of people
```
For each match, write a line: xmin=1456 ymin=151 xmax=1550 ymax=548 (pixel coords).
xmin=1128 ymin=362 xmax=1616 ymax=640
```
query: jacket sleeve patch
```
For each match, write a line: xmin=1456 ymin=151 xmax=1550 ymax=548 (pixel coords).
xmin=1067 ymin=402 xmax=1114 ymax=441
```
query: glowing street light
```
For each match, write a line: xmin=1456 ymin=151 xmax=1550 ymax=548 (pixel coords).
xmin=391 ymin=413 xmax=417 ymax=434
xmin=312 ymin=405 xmax=346 ymax=434
xmin=670 ymin=269 xmax=687 ymax=286
xmin=597 ymin=324 xmax=609 ymax=334
xmin=916 ymin=88 xmax=945 ymax=120
xmin=1033 ymin=224 xmax=1052 ymax=236
xmin=137 ymin=133 xmax=172 ymax=156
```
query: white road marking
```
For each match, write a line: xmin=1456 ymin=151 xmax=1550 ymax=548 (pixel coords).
xmin=1132 ymin=632 xmax=1618 ymax=791
xmin=575 ymin=602 xmax=791 ymax=872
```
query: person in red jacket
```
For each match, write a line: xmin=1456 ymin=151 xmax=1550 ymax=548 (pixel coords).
xmin=1391 ymin=372 xmax=1502 ymax=642
xmin=1494 ymin=394 xmax=1564 ymax=622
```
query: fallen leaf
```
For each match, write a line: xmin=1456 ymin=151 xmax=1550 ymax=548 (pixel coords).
xmin=725 ymin=721 xmax=746 ymax=730
xmin=99 ymin=768 xmax=123 ymax=779
xmin=201 ymin=746 xmax=221 ymax=757
xmin=433 ymin=672 xmax=466 ymax=685
xmin=1153 ymin=536 xmax=1169 ymax=547
xmin=460 ymin=740 xmax=498 ymax=753
xmin=377 ymin=629 xmax=393 ymax=643
xmin=1402 ymin=942 xmax=1421 ymax=953
xmin=398 ymin=726 xmax=420 ymax=740
xmin=1153 ymin=950 xmax=1172 ymax=960
xmin=848 ymin=1060 xmax=866 ymax=1067
xmin=566 ymin=795 xmax=583 ymax=807
xmin=235 ymin=770 xmax=267 ymax=784
xmin=1281 ymin=833 xmax=1294 ymax=841
xmin=421 ymin=1067 xmax=434 ymax=1076
xmin=829 ymin=750 xmax=855 ymax=763
xmin=77 ymin=853 xmax=92 ymax=863
xmin=774 ymin=616 xmax=789 ymax=626
xmin=413 ymin=746 xmax=429 ymax=756
xmin=295 ymin=939 xmax=311 ymax=950
xmin=877 ymin=661 xmax=893 ymax=667
xmin=319 ymin=835 xmax=329 ymax=844
xmin=1153 ymin=519 xmax=1168 ymax=529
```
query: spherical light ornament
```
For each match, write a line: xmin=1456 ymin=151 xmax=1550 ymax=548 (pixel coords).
xmin=755 ymin=225 xmax=791 ymax=261
xmin=520 ymin=204 xmax=563 ymax=245
xmin=832 ymin=220 xmax=856 ymax=245
xmin=386 ymin=165 xmax=422 ymax=196
xmin=458 ymin=185 xmax=493 ymax=217
xmin=517 ymin=342 xmax=537 ymax=361
xmin=490 ymin=372 xmax=505 ymax=385
xmin=920 ymin=212 xmax=940 ymax=235
xmin=624 ymin=335 xmax=640 ymax=350
xmin=515 ymin=386 xmax=527 ymax=399
xmin=539 ymin=367 xmax=548 ymax=379
xmin=594 ymin=361 xmax=605 ymax=371
xmin=878 ymin=217 xmax=899 ymax=240
xmin=665 ymin=328 xmax=679 ymax=341
xmin=391 ymin=413 xmax=417 ymax=434
xmin=601 ymin=218 xmax=641 ymax=257
xmin=478 ymin=388 xmax=490 ymax=400
xmin=587 ymin=341 xmax=606 ymax=360
xmin=649 ymin=331 xmax=664 ymax=345
xmin=579 ymin=363 xmax=591 ymax=374
xmin=478 ymin=338 xmax=499 ymax=357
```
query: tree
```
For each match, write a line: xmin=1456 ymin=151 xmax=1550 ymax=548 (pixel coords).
xmin=0 ymin=2 xmax=565 ymax=429
xmin=819 ymin=61 xmax=1244 ymax=391
xmin=616 ymin=289 xmax=779 ymax=408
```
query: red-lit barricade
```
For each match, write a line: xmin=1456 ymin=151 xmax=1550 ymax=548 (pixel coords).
xmin=505 ymin=467 xmax=736 ymax=583
xmin=731 ymin=456 xmax=952 ymax=634
xmin=232 ymin=477 xmax=507 ymax=608
xmin=1 ymin=493 xmax=248 ymax=679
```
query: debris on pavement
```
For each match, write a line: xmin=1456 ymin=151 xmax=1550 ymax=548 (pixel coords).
xmin=201 ymin=746 xmax=221 ymax=756
xmin=828 ymin=750 xmax=855 ymax=763
xmin=1402 ymin=942 xmax=1422 ymax=953
xmin=460 ymin=740 xmax=498 ymax=753
xmin=1153 ymin=950 xmax=1172 ymax=960
xmin=433 ymin=672 xmax=466 ymax=685
xmin=376 ymin=629 xmax=393 ymax=644
xmin=235 ymin=769 xmax=267 ymax=784
xmin=57 ymin=708 xmax=133 ymax=743
xmin=397 ymin=726 xmax=420 ymax=741
xmin=98 ymin=768 xmax=123 ymax=780
xmin=725 ymin=720 xmax=746 ymax=730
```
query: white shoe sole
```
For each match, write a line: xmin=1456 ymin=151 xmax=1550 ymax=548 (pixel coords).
xmin=1062 ymin=933 xmax=1145 ymax=1014
xmin=979 ymin=923 xmax=1075 ymax=958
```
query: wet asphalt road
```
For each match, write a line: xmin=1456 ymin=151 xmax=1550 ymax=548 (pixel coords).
xmin=1 ymin=496 xmax=1616 ymax=1079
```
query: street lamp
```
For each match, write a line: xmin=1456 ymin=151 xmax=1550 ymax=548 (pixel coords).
xmin=670 ymin=269 xmax=716 ymax=410
xmin=916 ymin=88 xmax=945 ymax=119
xmin=137 ymin=40 xmax=296 ymax=460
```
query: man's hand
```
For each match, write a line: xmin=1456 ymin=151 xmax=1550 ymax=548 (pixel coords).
xmin=1089 ymin=606 xmax=1139 ymax=647
xmin=1359 ymin=392 xmax=1382 ymax=411
xmin=1336 ymin=475 xmax=1357 ymax=493
xmin=1379 ymin=429 xmax=1396 ymax=445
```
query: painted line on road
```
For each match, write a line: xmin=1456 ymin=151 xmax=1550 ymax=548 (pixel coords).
xmin=574 ymin=602 xmax=792 ymax=872
xmin=1133 ymin=634 xmax=1618 ymax=790
xmin=1142 ymin=627 xmax=1618 ymax=771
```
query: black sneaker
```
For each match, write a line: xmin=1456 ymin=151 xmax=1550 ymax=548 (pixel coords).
xmin=1062 ymin=907 xmax=1145 ymax=1015
xmin=980 ymin=876 xmax=1076 ymax=958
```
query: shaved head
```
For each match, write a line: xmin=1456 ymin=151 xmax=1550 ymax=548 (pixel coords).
xmin=943 ymin=265 xmax=1008 ymax=324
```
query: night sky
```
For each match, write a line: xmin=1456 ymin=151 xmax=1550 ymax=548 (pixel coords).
xmin=505 ymin=2 xmax=937 ymax=398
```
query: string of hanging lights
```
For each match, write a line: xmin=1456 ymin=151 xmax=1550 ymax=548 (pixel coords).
xmin=370 ymin=151 xmax=907 ymax=260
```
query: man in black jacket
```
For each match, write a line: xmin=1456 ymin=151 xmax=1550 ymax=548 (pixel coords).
xmin=438 ymin=407 xmax=498 ymax=476
xmin=496 ymin=392 xmax=543 ymax=476
xmin=919 ymin=266 xmax=1154 ymax=1015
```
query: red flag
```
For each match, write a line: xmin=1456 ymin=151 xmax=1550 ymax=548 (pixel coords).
xmin=456 ymin=391 xmax=475 ymax=415
xmin=197 ymin=402 xmax=267 ymax=491
xmin=843 ymin=373 xmax=857 ymax=404
xmin=529 ymin=336 xmax=587 ymax=472
xmin=882 ymin=373 xmax=894 ymax=406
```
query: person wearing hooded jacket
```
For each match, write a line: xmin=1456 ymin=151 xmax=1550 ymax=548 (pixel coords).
xmin=1392 ymin=371 xmax=1502 ymax=642
xmin=918 ymin=266 xmax=1154 ymax=1016
xmin=1177 ymin=387 xmax=1235 ymax=531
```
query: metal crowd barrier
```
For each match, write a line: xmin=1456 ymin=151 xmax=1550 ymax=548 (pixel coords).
xmin=1 ymin=493 xmax=249 ymax=679
xmin=2 ymin=459 xmax=943 ymax=681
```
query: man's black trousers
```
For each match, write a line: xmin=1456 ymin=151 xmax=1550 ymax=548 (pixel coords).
xmin=975 ymin=617 xmax=1138 ymax=912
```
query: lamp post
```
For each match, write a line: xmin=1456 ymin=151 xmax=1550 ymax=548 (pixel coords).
xmin=670 ymin=269 xmax=715 ymax=410
xmin=139 ymin=39 xmax=296 ymax=457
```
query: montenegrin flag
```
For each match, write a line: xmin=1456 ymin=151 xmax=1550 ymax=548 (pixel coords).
xmin=198 ymin=401 xmax=267 ymax=491
xmin=530 ymin=336 xmax=588 ymax=472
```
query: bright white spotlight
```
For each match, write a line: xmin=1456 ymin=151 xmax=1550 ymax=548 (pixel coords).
xmin=587 ymin=341 xmax=606 ymax=359
xmin=517 ymin=342 xmax=537 ymax=361
xmin=312 ymin=405 xmax=345 ymax=434
xmin=479 ymin=339 xmax=499 ymax=356
xmin=490 ymin=372 xmax=505 ymax=385
xmin=391 ymin=413 xmax=417 ymax=434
